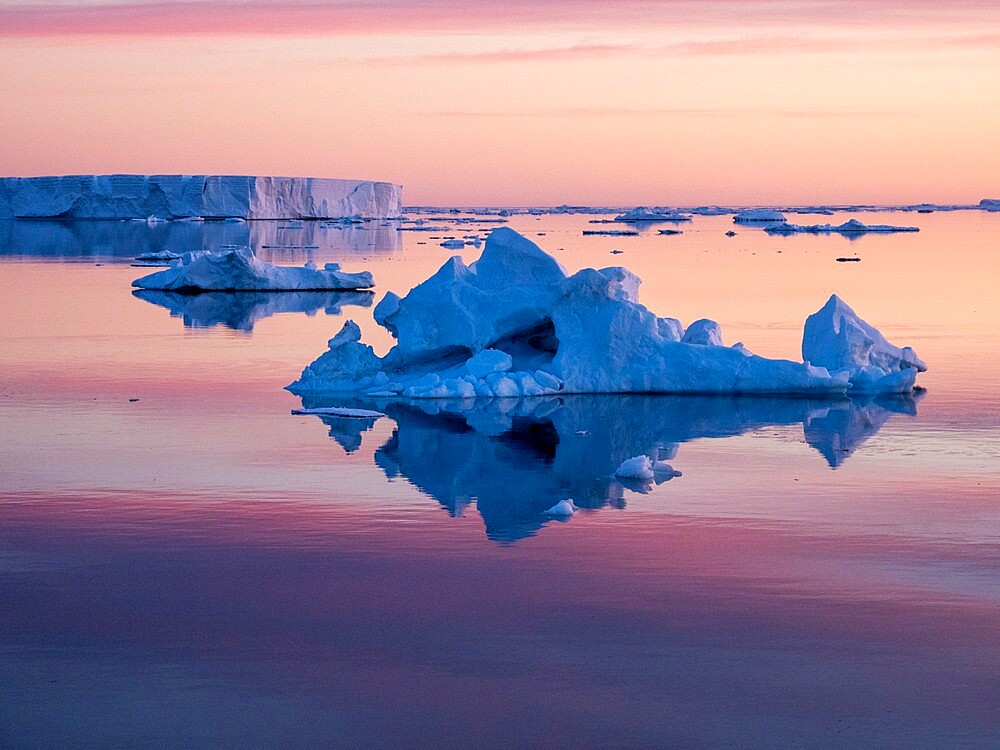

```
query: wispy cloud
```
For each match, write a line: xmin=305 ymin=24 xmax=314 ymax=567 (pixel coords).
xmin=359 ymin=33 xmax=1000 ymax=67
xmin=417 ymin=106 xmax=911 ymax=118
xmin=2 ymin=0 xmax=998 ymax=38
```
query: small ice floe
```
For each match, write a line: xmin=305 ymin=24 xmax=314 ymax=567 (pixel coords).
xmin=134 ymin=250 xmax=181 ymax=261
xmin=766 ymin=219 xmax=918 ymax=236
xmin=291 ymin=406 xmax=386 ymax=418
xmin=543 ymin=499 xmax=576 ymax=517
xmin=658 ymin=229 xmax=683 ymax=235
xmin=733 ymin=209 xmax=786 ymax=224
xmin=614 ymin=207 xmax=691 ymax=223
xmin=440 ymin=239 xmax=466 ymax=249
xmin=583 ymin=229 xmax=639 ymax=236
xmin=725 ymin=230 xmax=737 ymax=237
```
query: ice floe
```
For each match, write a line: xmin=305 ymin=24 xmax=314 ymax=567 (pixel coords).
xmin=733 ymin=209 xmax=787 ymax=224
xmin=614 ymin=207 xmax=692 ymax=223
xmin=765 ymin=219 xmax=919 ymax=236
xmin=132 ymin=246 xmax=374 ymax=292
xmin=290 ymin=228 xmax=924 ymax=397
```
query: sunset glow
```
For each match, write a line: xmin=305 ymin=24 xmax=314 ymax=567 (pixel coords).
xmin=2 ymin=0 xmax=998 ymax=204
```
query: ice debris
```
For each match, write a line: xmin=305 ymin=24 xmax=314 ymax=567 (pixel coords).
xmin=132 ymin=246 xmax=373 ymax=292
xmin=289 ymin=228 xmax=924 ymax=398
xmin=802 ymin=295 xmax=927 ymax=393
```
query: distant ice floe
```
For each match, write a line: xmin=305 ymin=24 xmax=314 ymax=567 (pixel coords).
xmin=132 ymin=246 xmax=374 ymax=292
xmin=733 ymin=209 xmax=787 ymax=224
xmin=614 ymin=206 xmax=692 ymax=223
xmin=765 ymin=219 xmax=919 ymax=236
xmin=288 ymin=227 xmax=924 ymax=398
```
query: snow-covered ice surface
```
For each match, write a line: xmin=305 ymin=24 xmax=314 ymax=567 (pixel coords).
xmin=766 ymin=219 xmax=919 ymax=235
xmin=290 ymin=227 xmax=923 ymax=398
xmin=132 ymin=246 xmax=374 ymax=292
xmin=0 ymin=175 xmax=402 ymax=219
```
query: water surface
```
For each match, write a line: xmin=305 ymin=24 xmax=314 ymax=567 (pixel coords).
xmin=2 ymin=211 xmax=998 ymax=748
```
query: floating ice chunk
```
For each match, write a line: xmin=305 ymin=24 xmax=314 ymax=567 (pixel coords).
xmin=543 ymin=499 xmax=576 ymax=516
xmin=440 ymin=239 xmax=465 ymax=249
xmin=324 ymin=262 xmax=341 ymax=271
xmin=132 ymin=246 xmax=374 ymax=292
xmin=802 ymin=295 xmax=926 ymax=393
xmin=615 ymin=455 xmax=655 ymax=480
xmin=733 ymin=209 xmax=786 ymax=224
xmin=682 ymin=319 xmax=723 ymax=346
xmin=291 ymin=406 xmax=386 ymax=418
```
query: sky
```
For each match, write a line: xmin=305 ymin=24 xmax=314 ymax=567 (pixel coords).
xmin=1 ymin=0 xmax=998 ymax=205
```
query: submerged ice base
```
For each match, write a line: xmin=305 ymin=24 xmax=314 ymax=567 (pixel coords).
xmin=288 ymin=227 xmax=924 ymax=398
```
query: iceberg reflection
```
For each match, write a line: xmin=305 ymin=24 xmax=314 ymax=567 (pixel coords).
xmin=0 ymin=218 xmax=400 ymax=262
xmin=133 ymin=289 xmax=373 ymax=331
xmin=298 ymin=393 xmax=921 ymax=542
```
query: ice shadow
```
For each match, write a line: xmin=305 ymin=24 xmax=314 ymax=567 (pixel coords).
xmin=133 ymin=289 xmax=373 ymax=331
xmin=297 ymin=393 xmax=921 ymax=543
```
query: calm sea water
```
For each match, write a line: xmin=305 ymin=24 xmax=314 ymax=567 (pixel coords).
xmin=2 ymin=211 xmax=999 ymax=748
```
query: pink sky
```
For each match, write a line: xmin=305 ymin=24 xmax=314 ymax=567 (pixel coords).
xmin=1 ymin=0 xmax=998 ymax=205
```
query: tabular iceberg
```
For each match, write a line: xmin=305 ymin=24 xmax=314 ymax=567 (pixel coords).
xmin=288 ymin=227 xmax=924 ymax=398
xmin=0 ymin=175 xmax=402 ymax=219
xmin=132 ymin=246 xmax=374 ymax=292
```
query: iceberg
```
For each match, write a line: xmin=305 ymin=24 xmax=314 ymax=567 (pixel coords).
xmin=132 ymin=246 xmax=374 ymax=292
xmin=733 ymin=209 xmax=786 ymax=224
xmin=802 ymin=295 xmax=927 ymax=393
xmin=289 ymin=227 xmax=925 ymax=398
xmin=765 ymin=219 xmax=919 ymax=236
xmin=0 ymin=175 xmax=402 ymax=219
